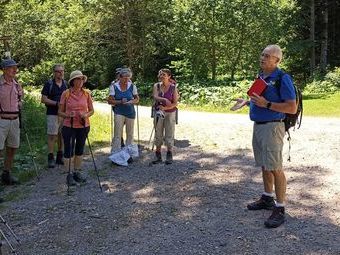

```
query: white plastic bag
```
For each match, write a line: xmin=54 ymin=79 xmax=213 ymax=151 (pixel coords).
xmin=125 ymin=144 xmax=139 ymax=157
xmin=109 ymin=149 xmax=130 ymax=166
xmin=109 ymin=144 xmax=139 ymax=166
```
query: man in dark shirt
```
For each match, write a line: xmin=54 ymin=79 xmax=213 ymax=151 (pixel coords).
xmin=41 ymin=64 xmax=67 ymax=168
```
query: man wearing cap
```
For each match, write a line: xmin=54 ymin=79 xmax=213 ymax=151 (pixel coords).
xmin=231 ymin=45 xmax=297 ymax=228
xmin=0 ymin=59 xmax=23 ymax=187
xmin=41 ymin=64 xmax=67 ymax=168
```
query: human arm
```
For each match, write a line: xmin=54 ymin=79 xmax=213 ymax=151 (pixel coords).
xmin=80 ymin=93 xmax=94 ymax=119
xmin=230 ymin=98 xmax=250 ymax=111
xmin=250 ymin=93 xmax=297 ymax=114
xmin=159 ymin=87 xmax=179 ymax=111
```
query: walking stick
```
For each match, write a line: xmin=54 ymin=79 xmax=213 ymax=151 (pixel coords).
xmin=0 ymin=214 xmax=20 ymax=255
xmin=19 ymin=113 xmax=40 ymax=180
xmin=67 ymin=117 xmax=74 ymax=196
xmin=110 ymin=106 xmax=113 ymax=147
xmin=136 ymin=104 xmax=140 ymax=149
xmin=82 ymin=120 xmax=102 ymax=192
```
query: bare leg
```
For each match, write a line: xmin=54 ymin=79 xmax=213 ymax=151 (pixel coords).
xmin=272 ymin=170 xmax=287 ymax=204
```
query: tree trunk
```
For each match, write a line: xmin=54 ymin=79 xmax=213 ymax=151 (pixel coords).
xmin=320 ymin=0 xmax=328 ymax=73
xmin=310 ymin=0 xmax=315 ymax=75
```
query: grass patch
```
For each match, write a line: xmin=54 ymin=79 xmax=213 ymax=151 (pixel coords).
xmin=302 ymin=92 xmax=340 ymax=117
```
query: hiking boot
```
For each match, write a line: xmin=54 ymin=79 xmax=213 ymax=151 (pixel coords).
xmin=152 ymin=151 xmax=162 ymax=164
xmin=127 ymin=157 xmax=133 ymax=164
xmin=165 ymin=151 xmax=173 ymax=165
xmin=66 ymin=173 xmax=77 ymax=186
xmin=73 ymin=172 xmax=87 ymax=183
xmin=264 ymin=206 xmax=285 ymax=228
xmin=247 ymin=195 xmax=275 ymax=210
xmin=1 ymin=171 xmax=20 ymax=185
xmin=56 ymin=151 xmax=64 ymax=165
xmin=48 ymin=153 xmax=55 ymax=168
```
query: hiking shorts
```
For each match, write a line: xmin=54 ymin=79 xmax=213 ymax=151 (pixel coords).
xmin=0 ymin=118 xmax=20 ymax=150
xmin=252 ymin=122 xmax=285 ymax=171
xmin=47 ymin=115 xmax=63 ymax=135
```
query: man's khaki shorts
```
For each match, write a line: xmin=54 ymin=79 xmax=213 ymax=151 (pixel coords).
xmin=47 ymin=115 xmax=63 ymax=135
xmin=252 ymin=122 xmax=285 ymax=171
xmin=0 ymin=118 xmax=20 ymax=150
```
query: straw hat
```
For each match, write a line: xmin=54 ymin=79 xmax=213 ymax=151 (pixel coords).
xmin=68 ymin=70 xmax=87 ymax=84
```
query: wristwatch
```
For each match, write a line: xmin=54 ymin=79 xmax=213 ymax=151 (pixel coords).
xmin=266 ymin=101 xmax=272 ymax=109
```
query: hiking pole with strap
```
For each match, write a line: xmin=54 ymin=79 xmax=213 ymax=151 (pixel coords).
xmin=19 ymin=112 xmax=40 ymax=180
xmin=0 ymin=214 xmax=20 ymax=255
xmin=82 ymin=120 xmax=102 ymax=192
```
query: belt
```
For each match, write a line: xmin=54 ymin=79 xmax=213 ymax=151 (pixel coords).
xmin=0 ymin=116 xmax=18 ymax=120
xmin=255 ymin=119 xmax=283 ymax=125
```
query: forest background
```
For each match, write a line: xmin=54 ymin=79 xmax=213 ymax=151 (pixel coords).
xmin=1 ymin=0 xmax=340 ymax=108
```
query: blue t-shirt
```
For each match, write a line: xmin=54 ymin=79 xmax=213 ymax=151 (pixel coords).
xmin=41 ymin=79 xmax=68 ymax=115
xmin=113 ymin=83 xmax=136 ymax=119
xmin=249 ymin=68 xmax=296 ymax=122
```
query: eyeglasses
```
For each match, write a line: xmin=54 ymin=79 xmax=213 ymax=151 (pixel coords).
xmin=261 ymin=53 xmax=279 ymax=60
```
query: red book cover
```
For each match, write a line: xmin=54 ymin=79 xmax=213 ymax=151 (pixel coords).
xmin=247 ymin=77 xmax=267 ymax=97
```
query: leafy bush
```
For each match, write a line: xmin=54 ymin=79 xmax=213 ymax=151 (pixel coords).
xmin=304 ymin=67 xmax=340 ymax=94
xmin=90 ymin=79 xmax=252 ymax=107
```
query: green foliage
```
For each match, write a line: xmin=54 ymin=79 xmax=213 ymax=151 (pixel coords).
xmin=304 ymin=67 xmax=340 ymax=94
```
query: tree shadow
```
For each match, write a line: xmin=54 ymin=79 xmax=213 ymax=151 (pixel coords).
xmin=4 ymin=144 xmax=340 ymax=255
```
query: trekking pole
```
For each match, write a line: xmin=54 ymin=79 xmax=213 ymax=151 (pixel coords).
xmin=148 ymin=126 xmax=154 ymax=150
xmin=82 ymin=120 xmax=102 ymax=192
xmin=0 ymin=214 xmax=20 ymax=255
xmin=20 ymin=114 xmax=40 ymax=180
xmin=67 ymin=117 xmax=74 ymax=196
xmin=136 ymin=104 xmax=140 ymax=150
xmin=0 ymin=216 xmax=20 ymax=243
xmin=110 ymin=107 xmax=113 ymax=147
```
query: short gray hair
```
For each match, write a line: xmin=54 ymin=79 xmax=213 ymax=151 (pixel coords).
xmin=266 ymin=45 xmax=283 ymax=61
xmin=53 ymin=64 xmax=64 ymax=71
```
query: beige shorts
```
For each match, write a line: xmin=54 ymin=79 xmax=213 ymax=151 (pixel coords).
xmin=47 ymin=115 xmax=63 ymax=135
xmin=252 ymin=122 xmax=285 ymax=171
xmin=0 ymin=118 xmax=20 ymax=149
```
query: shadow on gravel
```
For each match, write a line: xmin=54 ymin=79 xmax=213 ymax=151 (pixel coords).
xmin=6 ymin=140 xmax=339 ymax=255
xmin=70 ymin=141 xmax=340 ymax=255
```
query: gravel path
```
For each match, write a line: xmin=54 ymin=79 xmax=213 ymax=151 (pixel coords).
xmin=1 ymin=103 xmax=339 ymax=255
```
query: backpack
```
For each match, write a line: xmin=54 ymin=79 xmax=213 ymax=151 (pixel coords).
xmin=275 ymin=72 xmax=303 ymax=132
xmin=275 ymin=72 xmax=303 ymax=161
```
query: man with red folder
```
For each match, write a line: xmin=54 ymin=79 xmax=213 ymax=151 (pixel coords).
xmin=231 ymin=45 xmax=297 ymax=228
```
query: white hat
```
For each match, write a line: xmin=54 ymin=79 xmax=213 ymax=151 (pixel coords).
xmin=68 ymin=70 xmax=87 ymax=84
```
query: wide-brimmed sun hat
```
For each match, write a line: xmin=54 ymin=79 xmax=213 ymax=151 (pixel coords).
xmin=68 ymin=70 xmax=87 ymax=84
xmin=1 ymin=59 xmax=18 ymax=69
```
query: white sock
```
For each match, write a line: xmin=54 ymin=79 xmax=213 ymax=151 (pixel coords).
xmin=262 ymin=192 xmax=274 ymax=197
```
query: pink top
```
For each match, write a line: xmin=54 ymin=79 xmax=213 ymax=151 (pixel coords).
xmin=60 ymin=89 xmax=93 ymax=128
xmin=0 ymin=75 xmax=23 ymax=118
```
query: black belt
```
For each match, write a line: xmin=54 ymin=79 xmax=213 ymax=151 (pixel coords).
xmin=255 ymin=119 xmax=283 ymax=125
xmin=0 ymin=116 xmax=18 ymax=120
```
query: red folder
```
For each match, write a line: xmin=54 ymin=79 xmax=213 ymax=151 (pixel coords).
xmin=247 ymin=77 xmax=267 ymax=97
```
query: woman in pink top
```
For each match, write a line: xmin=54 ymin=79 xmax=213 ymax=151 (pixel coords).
xmin=58 ymin=70 xmax=94 ymax=186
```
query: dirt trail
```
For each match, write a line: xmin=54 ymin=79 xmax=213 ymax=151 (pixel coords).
xmin=1 ymin=102 xmax=339 ymax=255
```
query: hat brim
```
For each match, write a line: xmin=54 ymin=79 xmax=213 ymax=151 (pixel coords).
xmin=2 ymin=64 xmax=18 ymax=69
xmin=68 ymin=74 xmax=87 ymax=84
